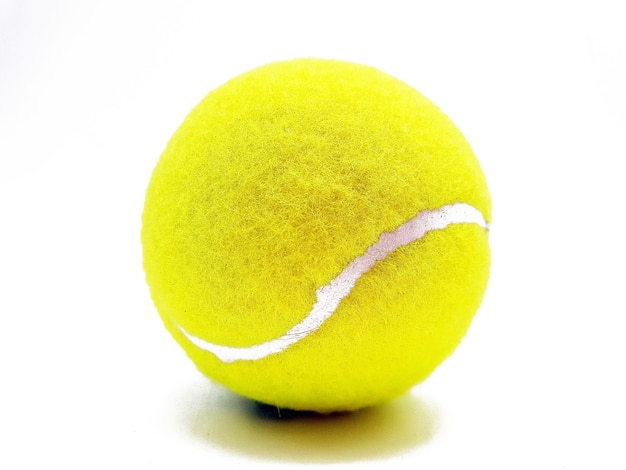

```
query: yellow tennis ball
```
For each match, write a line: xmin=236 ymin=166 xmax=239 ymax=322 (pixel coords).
xmin=142 ymin=58 xmax=491 ymax=413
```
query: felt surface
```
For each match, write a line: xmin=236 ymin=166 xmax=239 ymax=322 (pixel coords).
xmin=142 ymin=58 xmax=491 ymax=412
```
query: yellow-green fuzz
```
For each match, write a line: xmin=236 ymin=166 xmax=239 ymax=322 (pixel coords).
xmin=142 ymin=59 xmax=491 ymax=412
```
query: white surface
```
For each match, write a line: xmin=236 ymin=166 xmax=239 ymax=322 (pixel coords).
xmin=1 ymin=1 xmax=624 ymax=468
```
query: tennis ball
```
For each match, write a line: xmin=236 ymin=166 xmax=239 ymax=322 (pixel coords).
xmin=142 ymin=58 xmax=491 ymax=413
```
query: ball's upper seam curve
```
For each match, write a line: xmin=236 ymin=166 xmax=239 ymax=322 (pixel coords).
xmin=172 ymin=202 xmax=489 ymax=363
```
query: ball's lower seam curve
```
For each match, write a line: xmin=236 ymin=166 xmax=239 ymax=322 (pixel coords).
xmin=173 ymin=202 xmax=489 ymax=363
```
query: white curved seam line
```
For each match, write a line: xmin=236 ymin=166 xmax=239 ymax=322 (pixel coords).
xmin=174 ymin=202 xmax=489 ymax=363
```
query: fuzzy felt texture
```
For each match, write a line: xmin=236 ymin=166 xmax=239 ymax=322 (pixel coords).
xmin=142 ymin=58 xmax=491 ymax=412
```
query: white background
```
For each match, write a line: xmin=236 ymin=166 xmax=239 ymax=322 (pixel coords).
xmin=1 ymin=1 xmax=625 ymax=468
